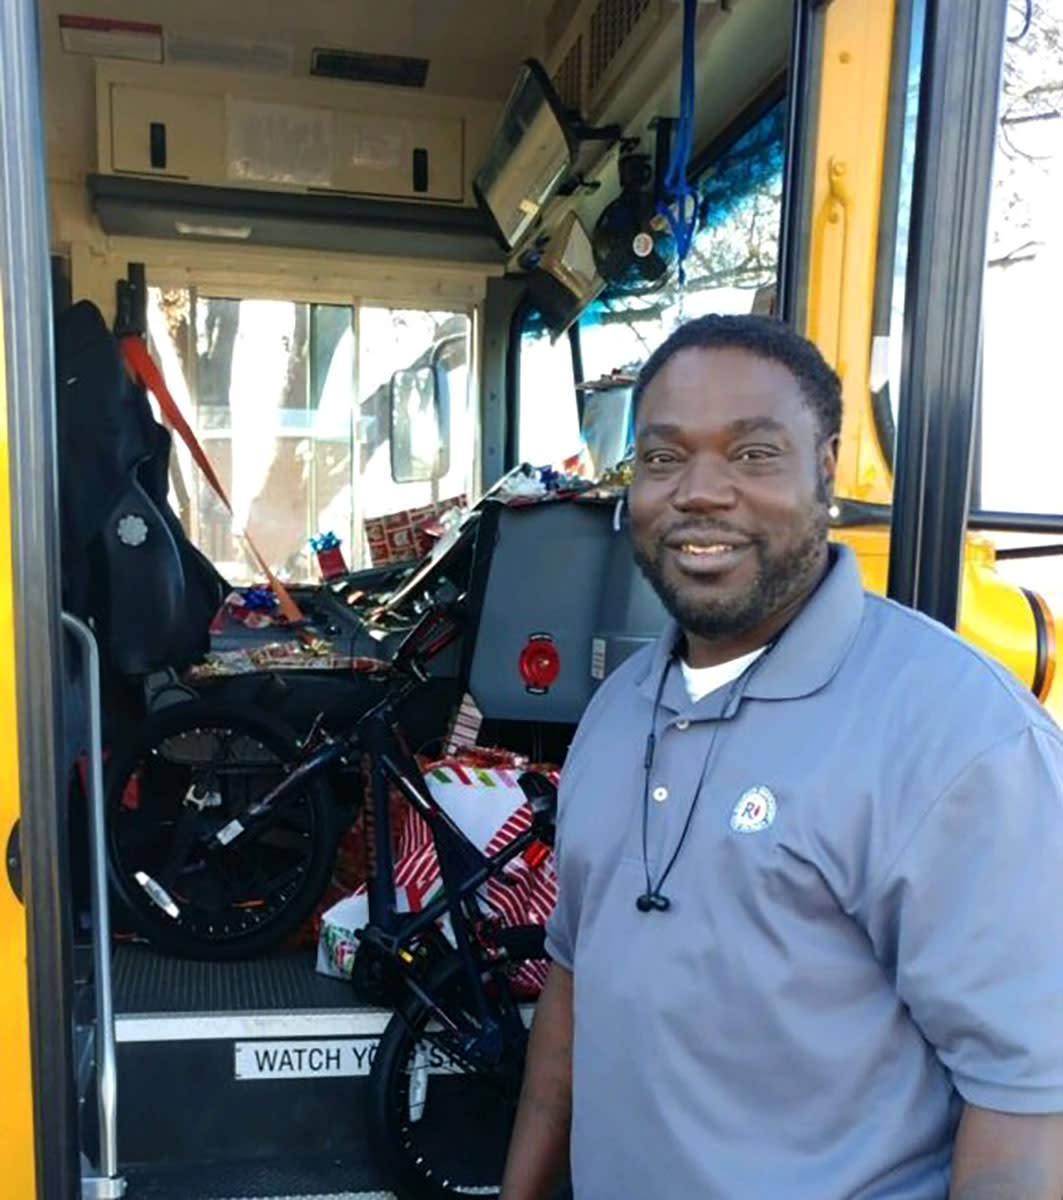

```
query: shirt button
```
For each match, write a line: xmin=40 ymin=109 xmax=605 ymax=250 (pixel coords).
xmin=675 ymin=719 xmax=690 ymax=731
xmin=652 ymin=785 xmax=669 ymax=803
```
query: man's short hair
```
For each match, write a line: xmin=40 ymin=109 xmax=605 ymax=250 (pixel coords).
xmin=632 ymin=314 xmax=843 ymax=443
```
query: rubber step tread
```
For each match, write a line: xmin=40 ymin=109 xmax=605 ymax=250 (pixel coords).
xmin=113 ymin=944 xmax=360 ymax=1015
xmin=121 ymin=1155 xmax=393 ymax=1199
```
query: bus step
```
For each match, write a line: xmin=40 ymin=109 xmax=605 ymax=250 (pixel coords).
xmin=112 ymin=946 xmax=393 ymax=1180
xmin=111 ymin=943 xmax=365 ymax=1015
xmin=121 ymin=1154 xmax=394 ymax=1199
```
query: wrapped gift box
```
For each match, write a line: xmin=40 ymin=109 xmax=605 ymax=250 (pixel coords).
xmin=316 ymin=757 xmax=557 ymax=995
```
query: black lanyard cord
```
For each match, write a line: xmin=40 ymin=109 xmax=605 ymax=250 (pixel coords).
xmin=638 ymin=658 xmax=672 ymax=910
xmin=637 ymin=643 xmax=774 ymax=914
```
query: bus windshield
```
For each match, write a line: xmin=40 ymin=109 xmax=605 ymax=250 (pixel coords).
xmin=579 ymin=101 xmax=785 ymax=382
xmin=517 ymin=100 xmax=785 ymax=472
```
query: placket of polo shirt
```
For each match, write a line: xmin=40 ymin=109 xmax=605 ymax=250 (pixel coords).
xmin=636 ymin=676 xmax=744 ymax=870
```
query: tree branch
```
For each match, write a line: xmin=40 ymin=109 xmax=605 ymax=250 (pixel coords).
xmin=987 ymin=239 xmax=1043 ymax=268
xmin=1002 ymin=109 xmax=1062 ymax=125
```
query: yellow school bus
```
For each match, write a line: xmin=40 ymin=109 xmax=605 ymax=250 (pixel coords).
xmin=2 ymin=0 xmax=1060 ymax=1195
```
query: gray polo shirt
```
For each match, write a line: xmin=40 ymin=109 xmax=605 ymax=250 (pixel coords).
xmin=546 ymin=544 xmax=1063 ymax=1199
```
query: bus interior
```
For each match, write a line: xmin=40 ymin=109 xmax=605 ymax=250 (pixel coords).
xmin=3 ymin=0 xmax=1063 ymax=1196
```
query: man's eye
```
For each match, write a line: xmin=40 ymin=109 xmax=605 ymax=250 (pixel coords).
xmin=735 ymin=445 xmax=780 ymax=463
xmin=641 ymin=449 xmax=679 ymax=466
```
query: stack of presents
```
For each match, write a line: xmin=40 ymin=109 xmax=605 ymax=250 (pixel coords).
xmin=312 ymin=736 xmax=559 ymax=998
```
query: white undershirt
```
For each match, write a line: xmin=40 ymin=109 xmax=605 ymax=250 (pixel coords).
xmin=680 ymin=646 xmax=766 ymax=703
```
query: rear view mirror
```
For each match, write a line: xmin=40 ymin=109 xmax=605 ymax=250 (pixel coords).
xmin=389 ymin=365 xmax=448 ymax=483
xmin=472 ymin=59 xmax=619 ymax=253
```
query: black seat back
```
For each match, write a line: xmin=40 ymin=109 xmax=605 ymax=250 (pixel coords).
xmin=54 ymin=300 xmax=226 ymax=677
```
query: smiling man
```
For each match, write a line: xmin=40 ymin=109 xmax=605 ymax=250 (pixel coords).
xmin=500 ymin=315 xmax=1063 ymax=1200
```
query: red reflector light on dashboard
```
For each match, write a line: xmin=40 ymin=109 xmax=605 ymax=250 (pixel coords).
xmin=519 ymin=634 xmax=561 ymax=694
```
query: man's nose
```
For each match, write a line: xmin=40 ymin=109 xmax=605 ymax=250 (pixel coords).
xmin=672 ymin=455 xmax=738 ymax=511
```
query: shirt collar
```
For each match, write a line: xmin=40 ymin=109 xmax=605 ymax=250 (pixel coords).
xmin=636 ymin=542 xmax=865 ymax=711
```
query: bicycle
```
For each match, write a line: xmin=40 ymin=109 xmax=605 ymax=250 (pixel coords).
xmin=105 ymin=602 xmax=562 ymax=1198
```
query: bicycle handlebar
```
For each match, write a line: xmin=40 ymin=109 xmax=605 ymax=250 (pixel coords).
xmin=335 ymin=600 xmax=464 ymax=752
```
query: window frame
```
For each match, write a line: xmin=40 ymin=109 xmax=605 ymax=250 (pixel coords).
xmin=510 ymin=298 xmax=583 ymax=469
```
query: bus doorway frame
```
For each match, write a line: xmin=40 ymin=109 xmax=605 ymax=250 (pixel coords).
xmin=0 ymin=0 xmax=77 ymax=1197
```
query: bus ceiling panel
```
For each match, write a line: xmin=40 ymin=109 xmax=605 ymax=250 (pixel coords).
xmin=887 ymin=0 xmax=1009 ymax=628
xmin=683 ymin=0 xmax=792 ymax=164
xmin=40 ymin=0 xmax=547 ymax=102
xmin=87 ymin=175 xmax=506 ymax=265
xmin=570 ymin=0 xmax=789 ymax=156
xmin=503 ymin=0 xmax=788 ymax=277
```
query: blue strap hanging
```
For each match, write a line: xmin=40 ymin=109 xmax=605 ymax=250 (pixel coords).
xmin=658 ymin=0 xmax=699 ymax=286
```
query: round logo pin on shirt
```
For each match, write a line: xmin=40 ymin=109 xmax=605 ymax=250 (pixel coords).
xmin=730 ymin=786 xmax=777 ymax=833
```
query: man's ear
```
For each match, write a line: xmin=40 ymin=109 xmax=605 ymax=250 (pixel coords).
xmin=821 ymin=435 xmax=840 ymax=491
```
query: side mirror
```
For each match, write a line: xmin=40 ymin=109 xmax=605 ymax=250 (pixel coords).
xmin=389 ymin=364 xmax=448 ymax=484
xmin=580 ymin=381 xmax=634 ymax=476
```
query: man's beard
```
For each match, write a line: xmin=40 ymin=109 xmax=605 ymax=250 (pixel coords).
xmin=631 ymin=499 xmax=830 ymax=642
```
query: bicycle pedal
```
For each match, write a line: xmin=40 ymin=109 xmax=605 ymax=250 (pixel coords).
xmin=350 ymin=942 xmax=405 ymax=1006
xmin=134 ymin=871 xmax=181 ymax=920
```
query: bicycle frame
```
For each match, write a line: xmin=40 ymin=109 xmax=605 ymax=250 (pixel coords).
xmin=131 ymin=584 xmax=552 ymax=1060
xmin=192 ymin=660 xmax=548 ymax=1055
xmin=354 ymin=708 xmax=543 ymax=1047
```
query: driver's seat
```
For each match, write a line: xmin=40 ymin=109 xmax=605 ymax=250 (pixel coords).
xmin=55 ymin=300 xmax=226 ymax=682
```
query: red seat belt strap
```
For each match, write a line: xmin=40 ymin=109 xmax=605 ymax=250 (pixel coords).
xmin=118 ymin=333 xmax=305 ymax=624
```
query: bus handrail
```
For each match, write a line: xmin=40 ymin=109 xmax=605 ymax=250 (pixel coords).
xmin=61 ymin=613 xmax=126 ymax=1200
xmin=827 ymin=155 xmax=853 ymax=379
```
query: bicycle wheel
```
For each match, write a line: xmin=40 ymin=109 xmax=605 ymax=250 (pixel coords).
xmin=106 ymin=701 xmax=338 ymax=960
xmin=366 ymin=927 xmax=548 ymax=1200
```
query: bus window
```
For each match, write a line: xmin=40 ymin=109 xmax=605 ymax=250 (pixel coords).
xmin=685 ymin=100 xmax=785 ymax=310
xmin=977 ymin=0 xmax=1063 ymax=603
xmin=147 ymin=289 xmax=472 ymax=579
xmin=517 ymin=308 xmax=581 ymax=467
xmin=146 ymin=288 xmax=353 ymax=581
xmin=578 ymin=101 xmax=785 ymax=382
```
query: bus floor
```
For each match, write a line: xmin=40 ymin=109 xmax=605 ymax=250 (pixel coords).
xmin=92 ymin=943 xmax=400 ymax=1199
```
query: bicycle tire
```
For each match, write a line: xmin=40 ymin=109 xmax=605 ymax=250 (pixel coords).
xmin=366 ymin=927 xmax=549 ymax=1200
xmin=106 ymin=700 xmax=338 ymax=960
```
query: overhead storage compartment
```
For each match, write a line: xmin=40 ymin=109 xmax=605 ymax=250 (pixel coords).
xmin=89 ymin=61 xmax=500 ymax=259
xmin=106 ymin=80 xmax=464 ymax=202
xmin=95 ymin=61 xmax=489 ymax=206
xmin=109 ymin=86 xmax=226 ymax=179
